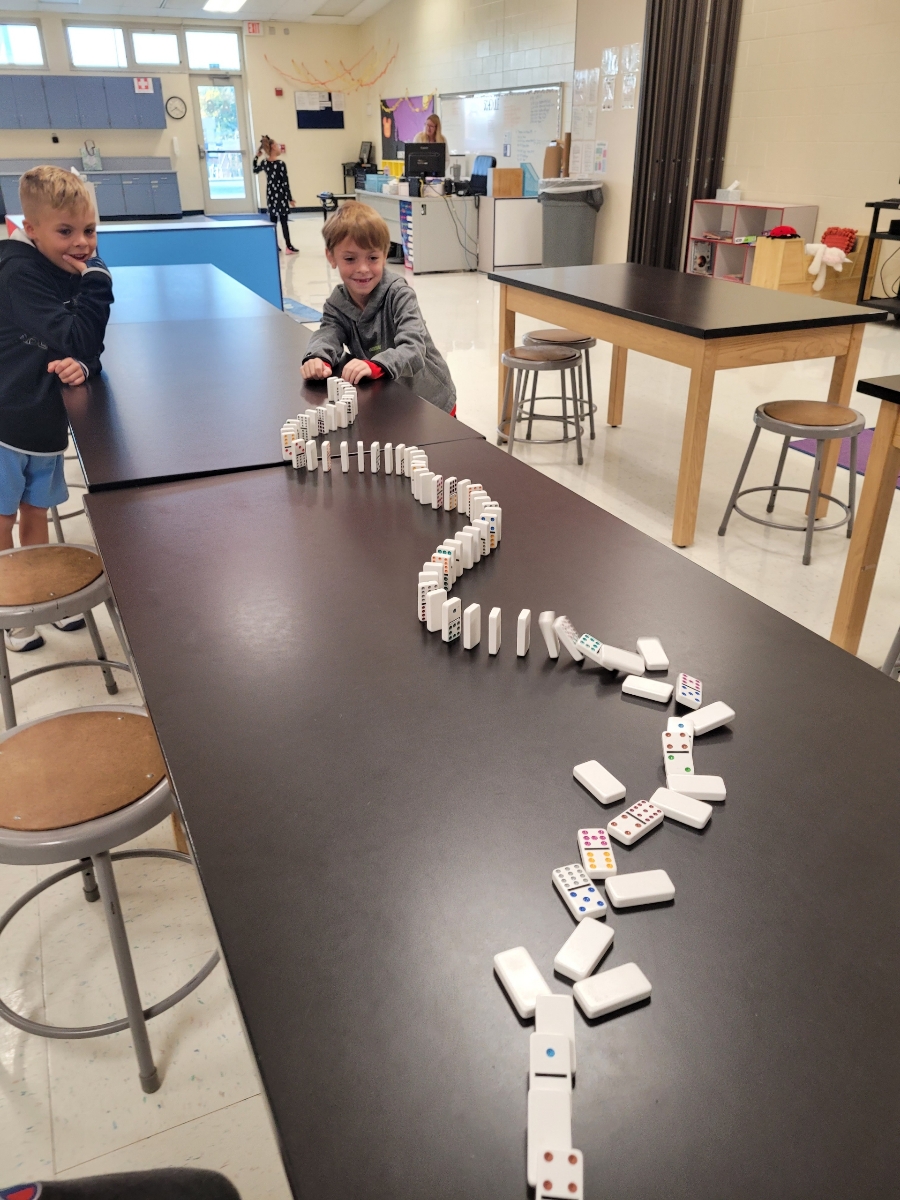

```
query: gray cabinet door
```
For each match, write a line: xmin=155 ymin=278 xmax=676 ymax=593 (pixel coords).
xmin=44 ymin=76 xmax=80 ymax=128
xmin=121 ymin=174 xmax=153 ymax=215
xmin=0 ymin=177 xmax=20 ymax=216
xmin=89 ymin=174 xmax=126 ymax=218
xmin=0 ymin=78 xmax=18 ymax=130
xmin=149 ymin=173 xmax=181 ymax=215
xmin=12 ymin=76 xmax=50 ymax=128
xmin=76 ymin=77 xmax=110 ymax=129
xmin=135 ymin=85 xmax=166 ymax=130
xmin=103 ymin=78 xmax=139 ymax=129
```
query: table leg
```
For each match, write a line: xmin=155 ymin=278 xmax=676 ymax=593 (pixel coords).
xmin=608 ymin=345 xmax=627 ymax=426
xmin=830 ymin=398 xmax=900 ymax=654
xmin=672 ymin=343 xmax=718 ymax=547
xmin=497 ymin=284 xmax=516 ymax=431
xmin=812 ymin=323 xmax=865 ymax=518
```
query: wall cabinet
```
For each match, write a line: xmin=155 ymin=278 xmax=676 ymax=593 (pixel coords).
xmin=0 ymin=75 xmax=166 ymax=130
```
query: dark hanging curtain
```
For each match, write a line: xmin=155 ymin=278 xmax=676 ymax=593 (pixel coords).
xmin=628 ymin=0 xmax=743 ymax=269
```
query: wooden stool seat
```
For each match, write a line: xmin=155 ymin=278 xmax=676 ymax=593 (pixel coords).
xmin=503 ymin=345 xmax=580 ymax=365
xmin=525 ymin=327 xmax=597 ymax=348
xmin=0 ymin=546 xmax=103 ymax=608
xmin=0 ymin=711 xmax=166 ymax=831
xmin=762 ymin=400 xmax=860 ymax=427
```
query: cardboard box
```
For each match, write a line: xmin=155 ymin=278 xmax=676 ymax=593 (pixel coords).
xmin=542 ymin=142 xmax=562 ymax=178
xmin=489 ymin=168 xmax=524 ymax=197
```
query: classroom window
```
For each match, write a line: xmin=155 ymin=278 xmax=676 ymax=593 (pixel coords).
xmin=131 ymin=31 xmax=180 ymax=66
xmin=0 ymin=23 xmax=44 ymax=66
xmin=185 ymin=30 xmax=241 ymax=72
xmin=67 ymin=26 xmax=128 ymax=69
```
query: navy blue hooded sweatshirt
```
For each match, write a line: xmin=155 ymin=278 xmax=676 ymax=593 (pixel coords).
xmin=0 ymin=230 xmax=113 ymax=454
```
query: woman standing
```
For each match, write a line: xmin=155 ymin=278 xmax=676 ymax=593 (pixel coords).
xmin=413 ymin=114 xmax=446 ymax=144
xmin=253 ymin=135 xmax=297 ymax=254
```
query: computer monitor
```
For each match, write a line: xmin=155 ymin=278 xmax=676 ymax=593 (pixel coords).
xmin=404 ymin=142 xmax=446 ymax=178
xmin=359 ymin=140 xmax=373 ymax=164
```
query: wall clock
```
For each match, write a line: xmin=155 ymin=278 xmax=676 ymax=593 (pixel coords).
xmin=166 ymin=96 xmax=187 ymax=120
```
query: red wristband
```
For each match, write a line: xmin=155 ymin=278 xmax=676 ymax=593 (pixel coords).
xmin=364 ymin=360 xmax=385 ymax=379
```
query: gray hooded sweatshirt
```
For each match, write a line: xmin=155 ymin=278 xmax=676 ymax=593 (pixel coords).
xmin=303 ymin=271 xmax=456 ymax=413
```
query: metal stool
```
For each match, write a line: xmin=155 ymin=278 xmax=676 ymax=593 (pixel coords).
xmin=0 ymin=705 xmax=219 ymax=1093
xmin=498 ymin=345 xmax=584 ymax=464
xmin=523 ymin=327 xmax=597 ymax=440
xmin=719 ymin=400 xmax=866 ymax=565
xmin=882 ymin=626 xmax=900 ymax=679
xmin=0 ymin=544 xmax=133 ymax=729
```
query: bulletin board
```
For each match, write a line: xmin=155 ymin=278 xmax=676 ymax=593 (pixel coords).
xmin=295 ymin=91 xmax=344 ymax=129
xmin=438 ymin=86 xmax=562 ymax=176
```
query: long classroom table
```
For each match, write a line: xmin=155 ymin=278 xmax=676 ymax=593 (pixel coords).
xmin=86 ymin=436 xmax=900 ymax=1200
xmin=65 ymin=264 xmax=482 ymax=491
xmin=490 ymin=263 xmax=885 ymax=547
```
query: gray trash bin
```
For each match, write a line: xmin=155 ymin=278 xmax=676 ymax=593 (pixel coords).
xmin=539 ymin=180 xmax=604 ymax=267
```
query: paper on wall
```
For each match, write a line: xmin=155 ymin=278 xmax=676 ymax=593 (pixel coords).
xmin=569 ymin=140 xmax=583 ymax=175
xmin=572 ymin=106 xmax=585 ymax=140
xmin=586 ymin=67 xmax=600 ymax=106
xmin=601 ymin=76 xmax=615 ymax=111
xmin=621 ymin=74 xmax=637 ymax=110
xmin=583 ymin=104 xmax=597 ymax=140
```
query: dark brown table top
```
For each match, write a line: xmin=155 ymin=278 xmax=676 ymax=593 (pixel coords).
xmin=107 ymin=264 xmax=276 ymax=325
xmin=87 ymin=437 xmax=900 ymax=1200
xmin=490 ymin=262 xmax=887 ymax=338
xmin=67 ymin=301 xmax=481 ymax=491
xmin=857 ymin=374 xmax=900 ymax=405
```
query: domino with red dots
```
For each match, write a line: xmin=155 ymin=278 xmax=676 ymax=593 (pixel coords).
xmin=607 ymin=799 xmax=664 ymax=846
xmin=676 ymin=672 xmax=703 ymax=709
xmin=537 ymin=1148 xmax=584 ymax=1198
xmin=577 ymin=828 xmax=617 ymax=878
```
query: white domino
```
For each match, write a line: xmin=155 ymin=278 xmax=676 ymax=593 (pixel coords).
xmin=662 ymin=729 xmax=692 ymax=755
xmin=393 ymin=443 xmax=405 ymax=474
xmin=573 ymin=962 xmax=652 ymax=1019
xmin=604 ymin=869 xmax=674 ymax=908
xmin=690 ymin=701 xmax=735 ymax=735
xmin=357 ymin=441 xmax=365 ymax=472
xmin=650 ymin=785 xmax=712 ymax=829
xmin=455 ymin=530 xmax=475 ymax=570
xmin=326 ymin=375 xmax=339 ymax=401
xmin=443 ymin=476 xmax=458 ymax=511
xmin=418 ymin=471 xmax=435 ymax=505
xmin=417 ymin=576 xmax=439 ymax=622
xmin=676 ymin=672 xmax=703 ymax=709
xmin=535 ymin=994 xmax=576 ymax=1071
xmin=482 ymin=502 xmax=502 ymax=540
xmin=554 ymin=917 xmax=614 ymax=983
xmin=340 ymin=441 xmax=349 ymax=472
xmin=552 ymin=864 xmax=608 ymax=921
xmin=441 ymin=597 xmax=461 ymax=643
xmin=622 ymin=675 xmax=673 ymax=702
xmin=663 ymin=752 xmax=695 ymax=778
xmin=529 ymin=1033 xmax=572 ymax=1091
xmin=493 ymin=945 xmax=551 ymax=1019
xmin=488 ymin=607 xmax=501 ymax=655
xmin=290 ymin=438 xmax=306 ymax=469
xmin=599 ymin=643 xmax=645 ymax=675
xmin=305 ymin=439 xmax=318 ymax=471
xmin=636 ymin=636 xmax=669 ymax=671
xmin=666 ymin=716 xmax=694 ymax=741
xmin=456 ymin=479 xmax=471 ymax=512
xmin=552 ymin=617 xmax=583 ymax=662
xmin=517 ymin=609 xmax=531 ymax=656
xmin=607 ymin=799 xmax=663 ymax=846
xmin=667 ymin=774 xmax=726 ymax=801
xmin=384 ymin=441 xmax=392 ymax=474
xmin=537 ymin=1148 xmax=583 ymax=1199
xmin=538 ymin=611 xmax=559 ymax=658
xmin=463 ymin=603 xmax=481 ymax=649
xmin=370 ymin=441 xmax=380 ymax=472
xmin=321 ymin=442 xmax=331 ymax=472
xmin=575 ymin=633 xmax=604 ymax=665
xmin=463 ymin=524 xmax=482 ymax=563
xmin=572 ymin=760 xmax=626 ymax=805
xmin=431 ymin=474 xmax=444 ymax=509
xmin=577 ymin=828 xmax=617 ymax=878
xmin=425 ymin=588 xmax=446 ymax=633
xmin=527 ymin=1090 xmax=572 ymax=1188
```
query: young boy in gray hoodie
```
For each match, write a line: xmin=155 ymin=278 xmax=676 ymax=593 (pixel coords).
xmin=301 ymin=202 xmax=456 ymax=414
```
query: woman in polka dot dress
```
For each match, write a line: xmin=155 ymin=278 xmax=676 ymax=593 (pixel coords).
xmin=253 ymin=135 xmax=297 ymax=253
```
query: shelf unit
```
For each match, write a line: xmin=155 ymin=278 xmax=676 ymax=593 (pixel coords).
xmin=856 ymin=199 xmax=900 ymax=317
xmin=685 ymin=200 xmax=818 ymax=285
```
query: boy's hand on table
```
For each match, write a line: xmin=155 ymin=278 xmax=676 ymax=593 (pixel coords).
xmin=48 ymin=358 xmax=86 ymax=386
xmin=301 ymin=358 xmax=332 ymax=380
xmin=342 ymin=359 xmax=374 ymax=385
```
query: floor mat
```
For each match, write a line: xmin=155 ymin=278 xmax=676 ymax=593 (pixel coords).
xmin=790 ymin=427 xmax=900 ymax=489
xmin=283 ymin=297 xmax=323 ymax=323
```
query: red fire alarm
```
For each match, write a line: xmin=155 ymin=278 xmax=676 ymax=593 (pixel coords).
xmin=275 ymin=88 xmax=283 ymax=97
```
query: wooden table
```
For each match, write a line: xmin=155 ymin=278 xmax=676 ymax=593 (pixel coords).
xmin=66 ymin=265 xmax=482 ymax=491
xmin=831 ymin=374 xmax=900 ymax=655
xmin=490 ymin=264 xmax=884 ymax=546
xmin=86 ymin=437 xmax=900 ymax=1200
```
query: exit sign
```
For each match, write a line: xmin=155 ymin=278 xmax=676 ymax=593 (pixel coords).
xmin=245 ymin=21 xmax=263 ymax=34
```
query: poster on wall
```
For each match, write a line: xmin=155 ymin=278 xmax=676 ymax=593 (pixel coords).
xmin=295 ymin=91 xmax=345 ymax=129
xmin=381 ymin=96 xmax=435 ymax=161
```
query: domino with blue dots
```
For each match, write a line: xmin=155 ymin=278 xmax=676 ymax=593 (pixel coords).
xmin=552 ymin=864 xmax=608 ymax=921
xmin=529 ymin=1033 xmax=572 ymax=1092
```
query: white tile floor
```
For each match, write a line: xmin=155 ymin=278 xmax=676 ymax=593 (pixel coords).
xmin=2 ymin=213 xmax=899 ymax=1196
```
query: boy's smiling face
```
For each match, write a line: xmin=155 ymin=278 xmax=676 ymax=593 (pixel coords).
xmin=23 ymin=203 xmax=97 ymax=274
xmin=326 ymin=236 xmax=386 ymax=308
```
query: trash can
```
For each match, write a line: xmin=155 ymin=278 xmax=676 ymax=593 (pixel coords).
xmin=539 ymin=180 xmax=604 ymax=267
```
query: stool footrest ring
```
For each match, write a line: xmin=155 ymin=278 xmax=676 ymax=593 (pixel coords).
xmin=730 ymin=484 xmax=851 ymax=533
xmin=9 ymin=658 xmax=131 ymax=687
xmin=0 ymin=849 xmax=219 ymax=1040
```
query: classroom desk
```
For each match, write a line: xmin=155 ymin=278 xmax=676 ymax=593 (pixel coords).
xmin=831 ymin=374 xmax=900 ymax=654
xmin=65 ymin=266 xmax=482 ymax=491
xmin=490 ymin=263 xmax=885 ymax=547
xmin=86 ymin=437 xmax=900 ymax=1200
xmin=107 ymin=263 xmax=276 ymax=324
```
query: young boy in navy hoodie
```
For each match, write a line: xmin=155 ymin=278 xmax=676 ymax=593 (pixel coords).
xmin=0 ymin=165 xmax=113 ymax=651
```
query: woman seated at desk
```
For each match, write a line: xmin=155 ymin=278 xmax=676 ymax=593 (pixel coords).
xmin=414 ymin=114 xmax=446 ymax=144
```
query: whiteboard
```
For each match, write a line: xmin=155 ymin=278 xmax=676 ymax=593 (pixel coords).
xmin=439 ymin=87 xmax=562 ymax=176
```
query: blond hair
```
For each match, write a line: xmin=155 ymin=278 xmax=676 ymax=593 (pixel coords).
xmin=322 ymin=201 xmax=390 ymax=255
xmin=19 ymin=166 xmax=94 ymax=221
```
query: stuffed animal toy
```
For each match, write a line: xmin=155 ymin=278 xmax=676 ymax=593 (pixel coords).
xmin=805 ymin=242 xmax=851 ymax=291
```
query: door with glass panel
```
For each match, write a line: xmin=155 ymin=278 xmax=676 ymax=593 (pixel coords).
xmin=192 ymin=77 xmax=252 ymax=214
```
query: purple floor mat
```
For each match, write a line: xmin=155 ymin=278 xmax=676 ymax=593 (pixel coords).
xmin=790 ymin=428 xmax=900 ymax=489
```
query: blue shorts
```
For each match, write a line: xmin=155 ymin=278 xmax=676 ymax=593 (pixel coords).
xmin=0 ymin=445 xmax=68 ymax=516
